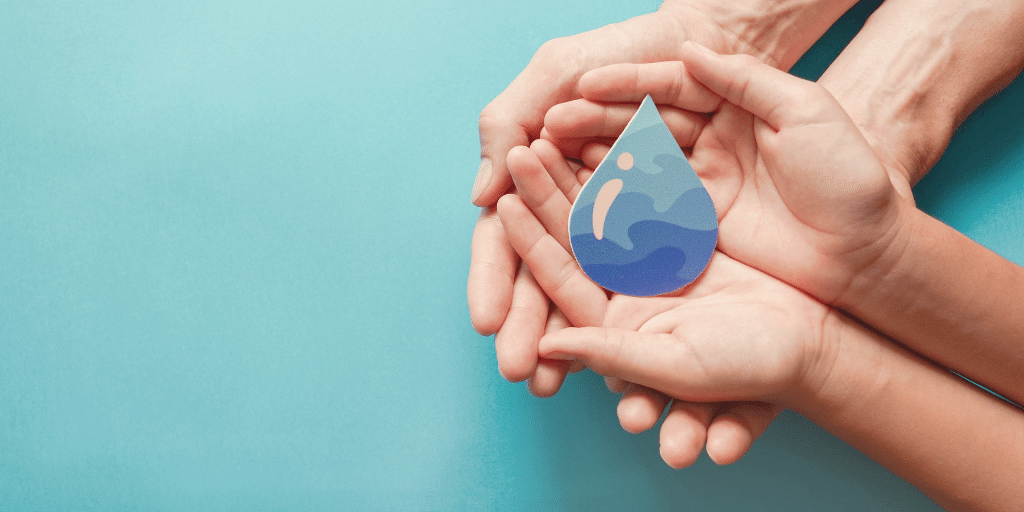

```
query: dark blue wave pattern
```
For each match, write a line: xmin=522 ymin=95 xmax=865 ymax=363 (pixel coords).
xmin=571 ymin=190 xmax=718 ymax=297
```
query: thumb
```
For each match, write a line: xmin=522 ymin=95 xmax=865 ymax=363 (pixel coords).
xmin=474 ymin=102 xmax=530 ymax=205
xmin=679 ymin=41 xmax=834 ymax=130
xmin=539 ymin=327 xmax=707 ymax=398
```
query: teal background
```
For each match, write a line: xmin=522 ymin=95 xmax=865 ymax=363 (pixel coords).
xmin=1 ymin=1 xmax=1021 ymax=510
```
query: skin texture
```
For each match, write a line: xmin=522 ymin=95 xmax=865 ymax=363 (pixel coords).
xmin=537 ymin=263 xmax=1024 ymax=512
xmin=470 ymin=0 xmax=1024 ymax=467
xmin=513 ymin=44 xmax=1024 ymax=511
xmin=551 ymin=35 xmax=1024 ymax=430
xmin=819 ymin=0 xmax=1024 ymax=407
xmin=557 ymin=27 xmax=1024 ymax=411
xmin=547 ymin=51 xmax=909 ymax=307
xmin=500 ymin=139 xmax=782 ymax=466
xmin=469 ymin=0 xmax=858 ymax=340
xmin=819 ymin=0 xmax=1024 ymax=188
xmin=468 ymin=0 xmax=859 ymax=465
xmin=536 ymin=46 xmax=912 ymax=464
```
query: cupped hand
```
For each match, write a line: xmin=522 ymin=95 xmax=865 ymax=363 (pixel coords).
xmin=545 ymin=42 xmax=911 ymax=305
xmin=472 ymin=4 xmax=743 ymax=207
xmin=496 ymin=141 xmax=787 ymax=467
xmin=537 ymin=251 xmax=835 ymax=408
xmin=468 ymin=4 xmax=774 ymax=393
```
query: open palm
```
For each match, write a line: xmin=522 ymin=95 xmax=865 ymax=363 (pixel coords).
xmin=496 ymin=139 xmax=832 ymax=405
xmin=544 ymin=43 xmax=910 ymax=305
xmin=496 ymin=138 xmax=818 ymax=467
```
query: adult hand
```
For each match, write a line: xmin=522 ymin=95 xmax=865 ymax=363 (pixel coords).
xmin=469 ymin=0 xmax=858 ymax=393
xmin=545 ymin=42 xmax=911 ymax=306
xmin=518 ymin=41 xmax=909 ymax=458
xmin=535 ymin=251 xmax=836 ymax=412
xmin=470 ymin=5 xmax=735 ymax=352
xmin=497 ymin=141 xmax=784 ymax=467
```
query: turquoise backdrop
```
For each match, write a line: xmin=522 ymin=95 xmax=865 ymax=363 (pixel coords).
xmin=2 ymin=1 xmax=1021 ymax=510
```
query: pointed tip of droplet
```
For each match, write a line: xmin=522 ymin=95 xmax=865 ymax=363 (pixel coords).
xmin=621 ymin=94 xmax=662 ymax=138
xmin=568 ymin=92 xmax=719 ymax=297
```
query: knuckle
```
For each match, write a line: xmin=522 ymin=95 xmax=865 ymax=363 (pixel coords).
xmin=536 ymin=38 xmax=562 ymax=57
xmin=536 ymin=38 xmax=569 ymax=60
xmin=728 ymin=77 xmax=751 ymax=108
xmin=478 ymin=103 xmax=505 ymax=134
xmin=687 ymin=116 xmax=705 ymax=147
xmin=473 ymin=259 xmax=512 ymax=279
xmin=535 ymin=37 xmax=585 ymax=74
xmin=604 ymin=329 xmax=628 ymax=368
xmin=667 ymin=64 xmax=686 ymax=103
xmin=549 ymin=259 xmax=577 ymax=295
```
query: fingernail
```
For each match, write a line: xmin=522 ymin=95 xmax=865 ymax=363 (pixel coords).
xmin=471 ymin=158 xmax=492 ymax=203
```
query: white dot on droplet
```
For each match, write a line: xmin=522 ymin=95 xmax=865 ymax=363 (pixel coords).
xmin=616 ymin=152 xmax=634 ymax=170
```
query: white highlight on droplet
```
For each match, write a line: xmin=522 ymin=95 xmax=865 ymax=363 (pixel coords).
xmin=616 ymin=152 xmax=634 ymax=170
xmin=592 ymin=179 xmax=623 ymax=241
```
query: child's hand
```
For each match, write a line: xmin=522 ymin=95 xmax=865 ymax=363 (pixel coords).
xmin=496 ymin=141 xmax=789 ymax=467
xmin=468 ymin=1 xmax=859 ymax=393
xmin=502 ymin=172 xmax=835 ymax=399
xmin=544 ymin=42 xmax=911 ymax=306
xmin=494 ymin=42 xmax=911 ymax=466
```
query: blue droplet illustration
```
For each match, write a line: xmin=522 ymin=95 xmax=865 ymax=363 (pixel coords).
xmin=568 ymin=95 xmax=718 ymax=297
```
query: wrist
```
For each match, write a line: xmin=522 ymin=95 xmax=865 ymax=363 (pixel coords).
xmin=820 ymin=57 xmax=960 ymax=189
xmin=819 ymin=0 xmax=1024 ymax=185
xmin=833 ymin=196 xmax=920 ymax=313
xmin=784 ymin=308 xmax=889 ymax=420
xmin=661 ymin=0 xmax=859 ymax=69
xmin=826 ymin=201 xmax=1024 ymax=406
xmin=785 ymin=305 xmax=1024 ymax=511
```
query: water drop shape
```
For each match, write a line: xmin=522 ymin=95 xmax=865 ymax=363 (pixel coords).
xmin=568 ymin=95 xmax=718 ymax=297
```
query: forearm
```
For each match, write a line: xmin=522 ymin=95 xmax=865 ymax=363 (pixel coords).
xmin=819 ymin=0 xmax=1024 ymax=187
xmin=664 ymin=0 xmax=860 ymax=70
xmin=841 ymin=206 xmax=1024 ymax=406
xmin=794 ymin=312 xmax=1024 ymax=512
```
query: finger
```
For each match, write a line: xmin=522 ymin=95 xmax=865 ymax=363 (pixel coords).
xmin=679 ymin=41 xmax=828 ymax=130
xmin=545 ymin=100 xmax=707 ymax=149
xmin=660 ymin=401 xmax=715 ymax=469
xmin=539 ymin=127 xmax=555 ymax=147
xmin=540 ymin=134 xmax=618 ymax=163
xmin=576 ymin=168 xmax=594 ymax=189
xmin=529 ymin=307 xmax=573 ymax=397
xmin=532 ymin=139 xmax=585 ymax=205
xmin=565 ymin=157 xmax=584 ymax=173
xmin=580 ymin=143 xmax=611 ymax=171
xmin=528 ymin=359 xmax=571 ymax=398
xmin=545 ymin=306 xmax=570 ymax=333
xmin=617 ymin=383 xmax=671 ymax=434
xmin=494 ymin=264 xmax=548 ymax=382
xmin=538 ymin=129 xmax=602 ymax=161
xmin=578 ymin=61 xmax=722 ymax=113
xmin=496 ymin=195 xmax=607 ymax=328
xmin=705 ymin=402 xmax=782 ymax=465
xmin=539 ymin=126 xmax=581 ymax=160
xmin=605 ymin=376 xmax=628 ymax=393
xmin=539 ymin=327 xmax=714 ymax=400
xmin=474 ymin=107 xmax=529 ymax=206
xmin=506 ymin=145 xmax=573 ymax=251
xmin=467 ymin=207 xmax=517 ymax=335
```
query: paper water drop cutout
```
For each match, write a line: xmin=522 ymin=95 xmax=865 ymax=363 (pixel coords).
xmin=568 ymin=95 xmax=718 ymax=297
